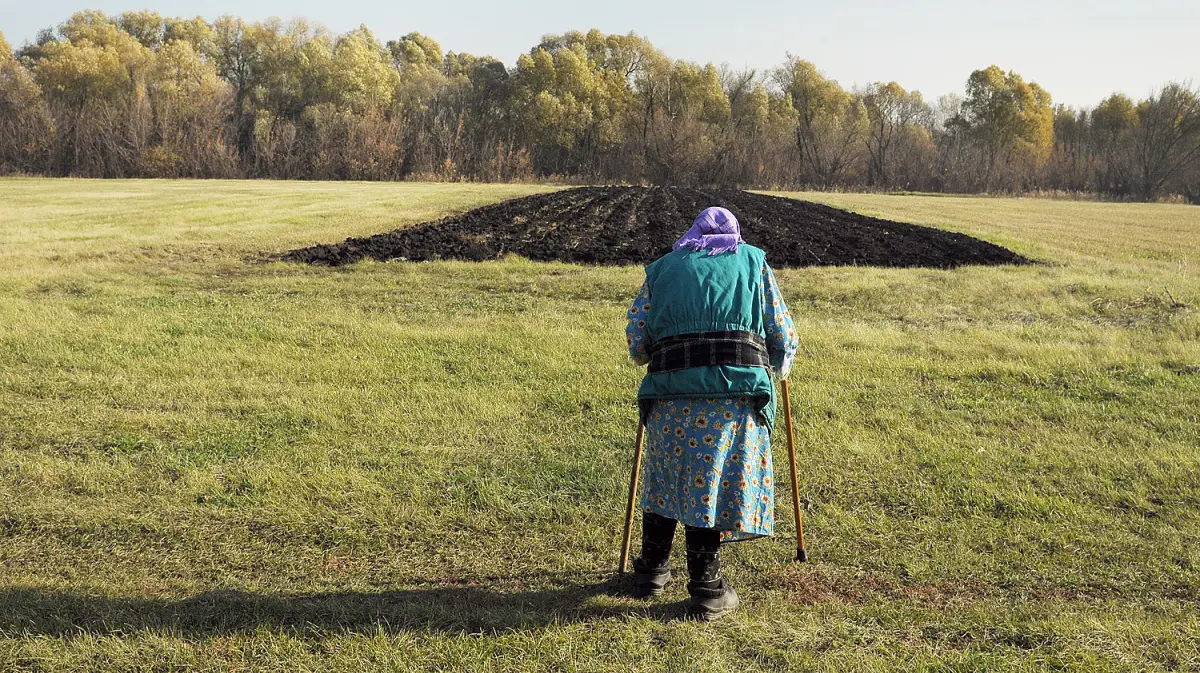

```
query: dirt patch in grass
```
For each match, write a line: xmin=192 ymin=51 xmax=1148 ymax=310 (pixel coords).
xmin=772 ymin=567 xmax=1097 ymax=607
xmin=774 ymin=566 xmax=1200 ymax=606
xmin=281 ymin=186 xmax=1031 ymax=268
xmin=777 ymin=567 xmax=982 ymax=606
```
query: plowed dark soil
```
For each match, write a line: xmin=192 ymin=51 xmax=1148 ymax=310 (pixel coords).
xmin=282 ymin=186 xmax=1030 ymax=268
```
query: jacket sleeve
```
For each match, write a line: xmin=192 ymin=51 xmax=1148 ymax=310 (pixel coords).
xmin=626 ymin=281 xmax=652 ymax=366
xmin=761 ymin=263 xmax=799 ymax=379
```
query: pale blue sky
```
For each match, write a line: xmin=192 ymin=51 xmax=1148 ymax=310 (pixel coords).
xmin=2 ymin=0 xmax=1197 ymax=107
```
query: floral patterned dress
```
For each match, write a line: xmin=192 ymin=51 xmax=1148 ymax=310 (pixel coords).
xmin=626 ymin=264 xmax=799 ymax=541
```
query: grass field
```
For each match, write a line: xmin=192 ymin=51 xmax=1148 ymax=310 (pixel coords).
xmin=1 ymin=178 xmax=1198 ymax=672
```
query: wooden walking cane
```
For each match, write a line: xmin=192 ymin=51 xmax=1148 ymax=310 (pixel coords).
xmin=619 ymin=422 xmax=647 ymax=574
xmin=781 ymin=379 xmax=808 ymax=562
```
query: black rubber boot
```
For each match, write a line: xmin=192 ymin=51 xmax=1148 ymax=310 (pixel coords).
xmin=631 ymin=512 xmax=676 ymax=598
xmin=684 ymin=526 xmax=740 ymax=621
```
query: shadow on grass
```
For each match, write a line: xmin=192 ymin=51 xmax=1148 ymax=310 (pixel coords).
xmin=0 ymin=571 xmax=690 ymax=637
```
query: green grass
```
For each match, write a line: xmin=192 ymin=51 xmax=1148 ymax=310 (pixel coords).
xmin=1 ymin=177 xmax=1198 ymax=672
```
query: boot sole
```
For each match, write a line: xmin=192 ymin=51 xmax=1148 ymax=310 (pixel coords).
xmin=686 ymin=586 xmax=739 ymax=621
xmin=686 ymin=605 xmax=736 ymax=621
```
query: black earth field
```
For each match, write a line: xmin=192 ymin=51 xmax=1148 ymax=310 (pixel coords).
xmin=284 ymin=186 xmax=1030 ymax=268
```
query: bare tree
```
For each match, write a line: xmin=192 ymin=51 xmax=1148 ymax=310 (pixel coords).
xmin=860 ymin=81 xmax=931 ymax=188
xmin=1130 ymin=83 xmax=1200 ymax=201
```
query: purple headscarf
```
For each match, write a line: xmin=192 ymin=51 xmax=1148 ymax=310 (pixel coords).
xmin=673 ymin=207 xmax=744 ymax=256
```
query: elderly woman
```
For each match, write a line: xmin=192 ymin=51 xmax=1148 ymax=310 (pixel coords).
xmin=625 ymin=206 xmax=798 ymax=621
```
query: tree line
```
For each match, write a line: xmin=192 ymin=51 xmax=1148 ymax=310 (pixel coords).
xmin=2 ymin=11 xmax=1198 ymax=201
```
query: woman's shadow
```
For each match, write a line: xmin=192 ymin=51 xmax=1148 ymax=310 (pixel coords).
xmin=0 ymin=570 xmax=691 ymax=637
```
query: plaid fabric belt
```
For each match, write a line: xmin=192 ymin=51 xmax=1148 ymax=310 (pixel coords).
xmin=647 ymin=330 xmax=770 ymax=374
